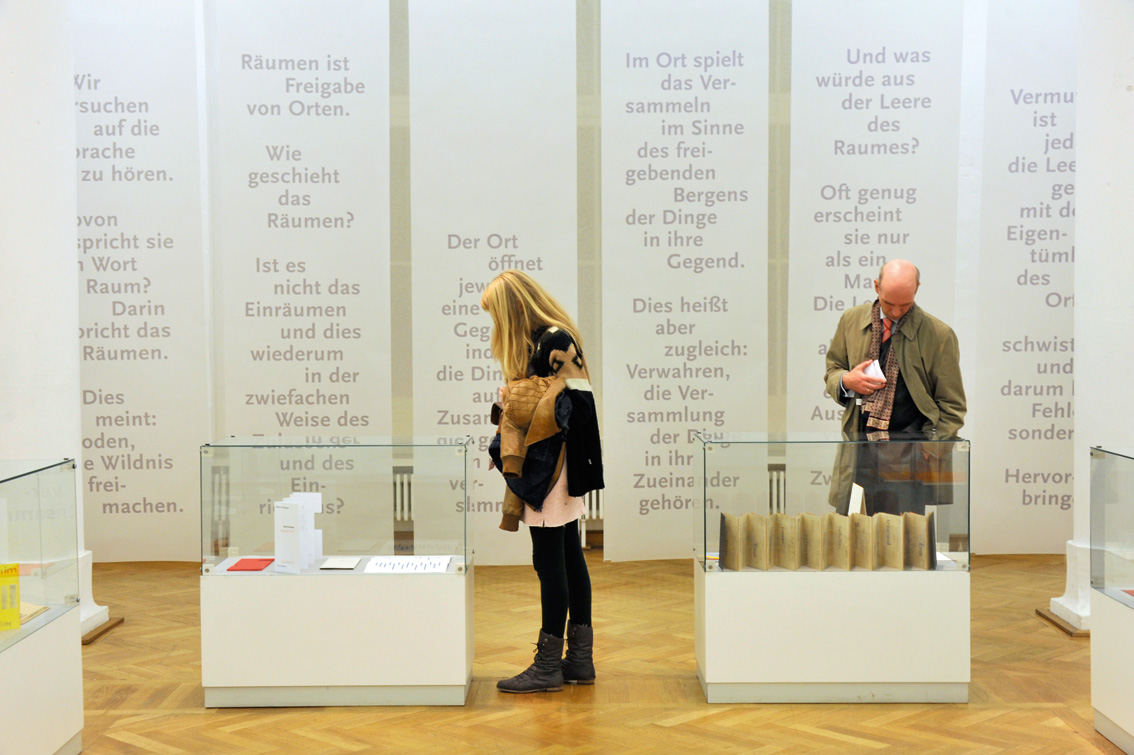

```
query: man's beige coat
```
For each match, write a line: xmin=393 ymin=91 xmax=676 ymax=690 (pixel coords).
xmin=823 ymin=301 xmax=966 ymax=510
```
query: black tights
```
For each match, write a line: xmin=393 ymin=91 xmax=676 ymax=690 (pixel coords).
xmin=529 ymin=523 xmax=591 ymax=638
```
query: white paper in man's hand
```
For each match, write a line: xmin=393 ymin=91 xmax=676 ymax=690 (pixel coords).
xmin=865 ymin=359 xmax=886 ymax=381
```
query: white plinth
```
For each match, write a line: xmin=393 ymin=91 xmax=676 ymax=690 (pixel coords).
xmin=1091 ymin=589 xmax=1134 ymax=754
xmin=201 ymin=566 xmax=474 ymax=707
xmin=79 ymin=549 xmax=110 ymax=634
xmin=0 ymin=606 xmax=84 ymax=755
xmin=694 ymin=559 xmax=970 ymax=703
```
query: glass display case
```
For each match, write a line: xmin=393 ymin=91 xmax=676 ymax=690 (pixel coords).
xmin=1091 ymin=447 xmax=1134 ymax=606
xmin=695 ymin=432 xmax=971 ymax=572
xmin=692 ymin=433 xmax=970 ymax=704
xmin=200 ymin=436 xmax=471 ymax=575
xmin=198 ymin=437 xmax=475 ymax=707
xmin=0 ymin=459 xmax=80 ymax=653
xmin=0 ymin=459 xmax=83 ymax=755
xmin=1089 ymin=446 xmax=1134 ymax=754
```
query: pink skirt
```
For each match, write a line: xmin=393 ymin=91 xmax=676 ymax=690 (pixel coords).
xmin=521 ymin=458 xmax=585 ymax=528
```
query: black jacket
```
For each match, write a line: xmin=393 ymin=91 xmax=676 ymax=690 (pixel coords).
xmin=530 ymin=326 xmax=604 ymax=498
xmin=489 ymin=327 xmax=604 ymax=511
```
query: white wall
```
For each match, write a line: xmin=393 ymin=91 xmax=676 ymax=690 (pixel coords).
xmin=1052 ymin=0 xmax=1134 ymax=629
xmin=3 ymin=2 xmax=1107 ymax=566
xmin=1 ymin=0 xmax=108 ymax=630
xmin=0 ymin=3 xmax=80 ymax=462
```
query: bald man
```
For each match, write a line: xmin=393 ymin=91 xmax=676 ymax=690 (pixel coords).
xmin=823 ymin=260 xmax=966 ymax=514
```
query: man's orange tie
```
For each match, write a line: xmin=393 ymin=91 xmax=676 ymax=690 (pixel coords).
xmin=883 ymin=318 xmax=892 ymax=342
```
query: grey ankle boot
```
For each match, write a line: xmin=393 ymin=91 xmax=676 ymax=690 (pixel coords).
xmin=562 ymin=621 xmax=595 ymax=685
xmin=497 ymin=630 xmax=564 ymax=693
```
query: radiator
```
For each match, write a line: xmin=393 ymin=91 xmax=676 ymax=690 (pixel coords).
xmin=394 ymin=471 xmax=412 ymax=521
xmin=768 ymin=463 xmax=786 ymax=514
xmin=210 ymin=467 xmax=230 ymax=550
xmin=582 ymin=488 xmax=603 ymax=520
xmin=392 ymin=471 xmax=596 ymax=522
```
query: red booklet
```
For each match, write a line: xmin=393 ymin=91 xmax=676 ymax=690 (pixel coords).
xmin=1123 ymin=589 xmax=1134 ymax=598
xmin=228 ymin=558 xmax=274 ymax=572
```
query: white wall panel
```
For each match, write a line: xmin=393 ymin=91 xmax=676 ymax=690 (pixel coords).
xmin=409 ymin=0 xmax=577 ymax=564
xmin=602 ymin=0 xmax=769 ymax=560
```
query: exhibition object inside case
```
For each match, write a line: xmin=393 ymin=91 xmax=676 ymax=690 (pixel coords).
xmin=200 ymin=437 xmax=471 ymax=576
xmin=696 ymin=433 xmax=970 ymax=572
xmin=0 ymin=459 xmax=80 ymax=653
xmin=1090 ymin=447 xmax=1134 ymax=609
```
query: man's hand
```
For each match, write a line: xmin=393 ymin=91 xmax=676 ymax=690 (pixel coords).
xmin=841 ymin=360 xmax=887 ymax=395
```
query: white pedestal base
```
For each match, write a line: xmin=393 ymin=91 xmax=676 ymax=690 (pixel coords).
xmin=78 ymin=549 xmax=110 ymax=635
xmin=695 ymin=560 xmax=970 ymax=703
xmin=1051 ymin=539 xmax=1092 ymax=630
xmin=0 ymin=607 xmax=84 ymax=754
xmin=55 ymin=733 xmax=83 ymax=755
xmin=205 ymin=684 xmax=467 ymax=708
xmin=696 ymin=680 xmax=968 ymax=704
xmin=201 ymin=567 xmax=474 ymax=707
xmin=1091 ymin=589 xmax=1134 ymax=754
xmin=1096 ymin=711 xmax=1134 ymax=755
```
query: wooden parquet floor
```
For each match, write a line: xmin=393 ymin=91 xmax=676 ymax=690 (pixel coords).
xmin=79 ymin=554 xmax=1122 ymax=754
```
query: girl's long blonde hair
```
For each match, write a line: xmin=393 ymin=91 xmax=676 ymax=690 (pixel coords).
xmin=480 ymin=270 xmax=584 ymax=381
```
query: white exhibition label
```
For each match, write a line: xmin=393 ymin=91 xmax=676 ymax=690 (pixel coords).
xmin=601 ymin=0 xmax=769 ymax=560
xmin=364 ymin=556 xmax=452 ymax=574
xmin=319 ymin=556 xmax=361 ymax=570
xmin=273 ymin=492 xmax=323 ymax=573
xmin=273 ymin=499 xmax=303 ymax=574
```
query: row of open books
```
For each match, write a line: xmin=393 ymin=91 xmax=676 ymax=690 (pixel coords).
xmin=719 ymin=511 xmax=936 ymax=571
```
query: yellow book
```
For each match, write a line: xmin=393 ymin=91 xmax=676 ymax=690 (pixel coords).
xmin=874 ymin=513 xmax=906 ymax=570
xmin=19 ymin=601 xmax=48 ymax=624
xmin=718 ymin=512 xmax=744 ymax=571
xmin=851 ymin=513 xmax=874 ymax=570
xmin=743 ymin=513 xmax=769 ymax=570
xmin=0 ymin=563 xmax=19 ymax=631
xmin=903 ymin=511 xmax=936 ymax=570
xmin=825 ymin=512 xmax=852 ymax=570
xmin=770 ymin=513 xmax=800 ymax=571
xmin=800 ymin=513 xmax=827 ymax=570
